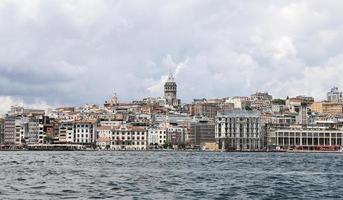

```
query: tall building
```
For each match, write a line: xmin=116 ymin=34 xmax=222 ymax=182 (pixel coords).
xmin=215 ymin=110 xmax=261 ymax=151
xmin=188 ymin=119 xmax=215 ymax=146
xmin=164 ymin=73 xmax=179 ymax=106
xmin=327 ymin=87 xmax=342 ymax=102
xmin=4 ymin=115 xmax=16 ymax=145
xmin=0 ymin=118 xmax=4 ymax=144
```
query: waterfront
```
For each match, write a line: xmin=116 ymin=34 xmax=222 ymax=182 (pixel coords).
xmin=0 ymin=152 xmax=342 ymax=199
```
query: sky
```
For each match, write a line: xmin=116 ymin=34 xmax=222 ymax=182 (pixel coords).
xmin=0 ymin=0 xmax=343 ymax=113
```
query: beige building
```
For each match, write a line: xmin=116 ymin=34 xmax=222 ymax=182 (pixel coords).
xmin=96 ymin=126 xmax=112 ymax=149
xmin=311 ymin=102 xmax=343 ymax=114
xmin=111 ymin=125 xmax=147 ymax=150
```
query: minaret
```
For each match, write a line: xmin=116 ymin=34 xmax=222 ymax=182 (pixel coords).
xmin=164 ymin=73 xmax=177 ymax=106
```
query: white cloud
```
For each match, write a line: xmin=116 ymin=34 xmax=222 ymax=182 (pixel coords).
xmin=0 ymin=0 xmax=342 ymax=110
xmin=0 ymin=96 xmax=51 ymax=115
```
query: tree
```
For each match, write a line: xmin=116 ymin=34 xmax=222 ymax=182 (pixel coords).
xmin=43 ymin=135 xmax=53 ymax=144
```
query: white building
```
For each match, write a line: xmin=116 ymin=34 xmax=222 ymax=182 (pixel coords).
xmin=59 ymin=121 xmax=96 ymax=144
xmin=327 ymin=86 xmax=342 ymax=102
xmin=15 ymin=117 xmax=29 ymax=145
xmin=268 ymin=125 xmax=343 ymax=151
xmin=225 ymin=97 xmax=251 ymax=109
xmin=74 ymin=121 xmax=96 ymax=144
xmin=59 ymin=122 xmax=74 ymax=143
xmin=215 ymin=110 xmax=261 ymax=151
xmin=148 ymin=125 xmax=167 ymax=147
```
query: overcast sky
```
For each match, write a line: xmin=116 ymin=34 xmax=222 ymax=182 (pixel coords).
xmin=0 ymin=0 xmax=342 ymax=113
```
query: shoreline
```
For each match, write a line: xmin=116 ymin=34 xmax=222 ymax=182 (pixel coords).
xmin=0 ymin=149 xmax=342 ymax=153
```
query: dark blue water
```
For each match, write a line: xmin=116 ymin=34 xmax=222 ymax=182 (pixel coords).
xmin=0 ymin=151 xmax=342 ymax=199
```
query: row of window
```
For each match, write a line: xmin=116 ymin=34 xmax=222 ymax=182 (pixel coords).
xmin=276 ymin=132 xmax=342 ymax=138
xmin=112 ymin=136 xmax=145 ymax=140
xmin=112 ymin=132 xmax=146 ymax=136
xmin=111 ymin=141 xmax=145 ymax=145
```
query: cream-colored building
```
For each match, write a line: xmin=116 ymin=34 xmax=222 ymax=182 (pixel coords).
xmin=111 ymin=125 xmax=147 ymax=150
xmin=311 ymin=102 xmax=343 ymax=114
xmin=96 ymin=126 xmax=112 ymax=149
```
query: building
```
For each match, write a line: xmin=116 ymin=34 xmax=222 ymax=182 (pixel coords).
xmin=225 ymin=97 xmax=251 ymax=109
xmin=74 ymin=121 xmax=96 ymax=144
xmin=59 ymin=122 xmax=74 ymax=143
xmin=4 ymin=115 xmax=16 ymax=145
xmin=164 ymin=73 xmax=180 ymax=106
xmin=104 ymin=90 xmax=119 ymax=109
xmin=250 ymin=92 xmax=273 ymax=112
xmin=148 ymin=125 xmax=167 ymax=147
xmin=327 ymin=87 xmax=342 ymax=102
xmin=187 ymin=119 xmax=215 ymax=146
xmin=166 ymin=125 xmax=185 ymax=147
xmin=15 ymin=117 xmax=29 ymax=145
xmin=267 ymin=125 xmax=343 ymax=151
xmin=0 ymin=118 xmax=4 ymax=144
xmin=190 ymin=101 xmax=219 ymax=119
xmin=311 ymin=102 xmax=343 ymax=115
xmin=27 ymin=115 xmax=45 ymax=144
xmin=96 ymin=126 xmax=112 ymax=149
xmin=111 ymin=125 xmax=147 ymax=150
xmin=215 ymin=110 xmax=261 ymax=151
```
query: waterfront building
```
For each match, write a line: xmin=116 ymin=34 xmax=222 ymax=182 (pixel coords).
xmin=0 ymin=118 xmax=4 ymax=144
xmin=96 ymin=126 xmax=112 ymax=149
xmin=166 ymin=125 xmax=185 ymax=147
xmin=74 ymin=121 xmax=96 ymax=144
xmin=267 ymin=125 xmax=343 ymax=151
xmin=59 ymin=120 xmax=97 ymax=145
xmin=4 ymin=115 xmax=16 ymax=145
xmin=215 ymin=110 xmax=261 ymax=151
xmin=111 ymin=125 xmax=147 ymax=150
xmin=27 ymin=115 xmax=45 ymax=144
xmin=58 ymin=122 xmax=74 ymax=143
xmin=327 ymin=86 xmax=342 ymax=102
xmin=187 ymin=119 xmax=215 ymax=147
xmin=148 ymin=125 xmax=167 ymax=147
xmin=15 ymin=117 xmax=29 ymax=144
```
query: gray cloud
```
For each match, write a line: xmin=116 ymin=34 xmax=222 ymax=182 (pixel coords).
xmin=0 ymin=0 xmax=343 ymax=113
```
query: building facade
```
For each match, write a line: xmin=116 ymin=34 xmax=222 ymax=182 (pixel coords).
xmin=148 ymin=126 xmax=167 ymax=147
xmin=0 ymin=118 xmax=4 ymax=144
xmin=164 ymin=73 xmax=180 ymax=106
xmin=267 ymin=126 xmax=343 ymax=151
xmin=111 ymin=125 xmax=147 ymax=150
xmin=215 ymin=110 xmax=261 ymax=151
xmin=74 ymin=121 xmax=96 ymax=144
xmin=96 ymin=126 xmax=112 ymax=149
xmin=4 ymin=115 xmax=16 ymax=145
xmin=327 ymin=87 xmax=342 ymax=102
xmin=188 ymin=120 xmax=215 ymax=146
